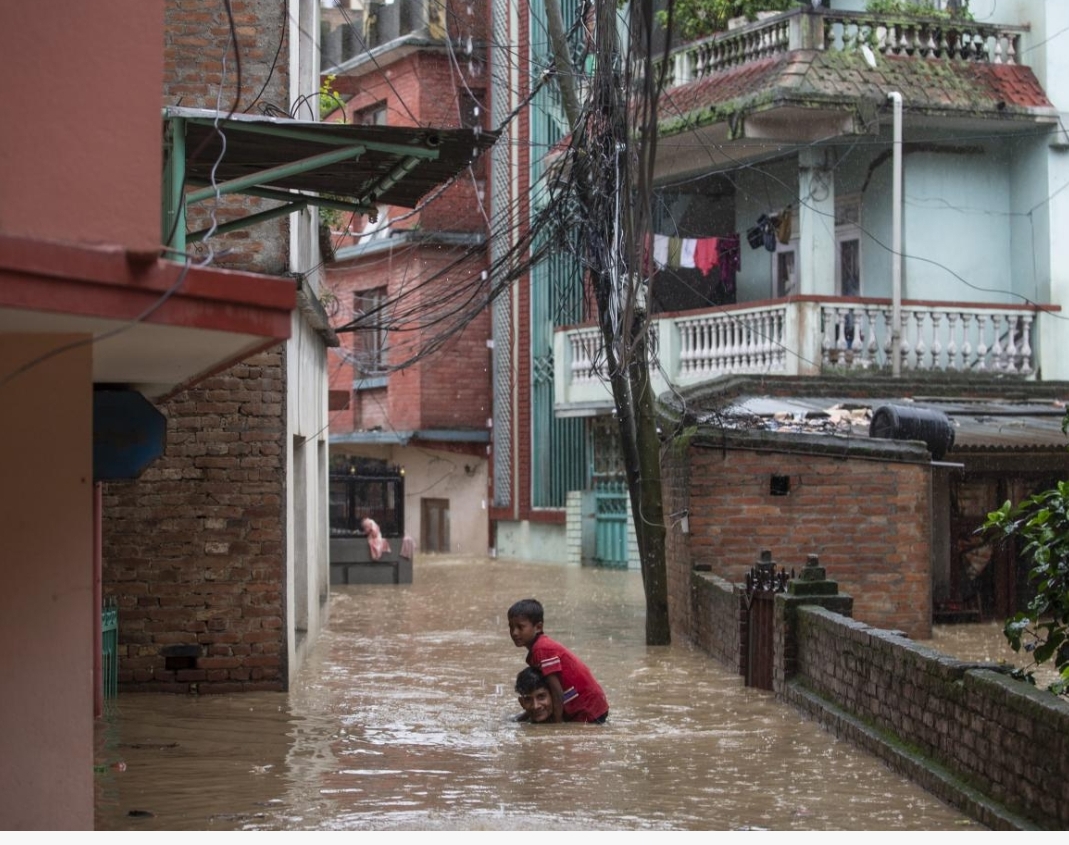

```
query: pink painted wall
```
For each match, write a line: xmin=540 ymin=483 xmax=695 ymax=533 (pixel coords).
xmin=0 ymin=4 xmax=165 ymax=254
xmin=0 ymin=335 xmax=94 ymax=829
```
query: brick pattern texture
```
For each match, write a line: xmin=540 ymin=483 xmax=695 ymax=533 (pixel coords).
xmin=788 ymin=606 xmax=1069 ymax=830
xmin=103 ymin=352 xmax=287 ymax=692
xmin=663 ymin=434 xmax=933 ymax=639
xmin=101 ymin=0 xmax=292 ymax=693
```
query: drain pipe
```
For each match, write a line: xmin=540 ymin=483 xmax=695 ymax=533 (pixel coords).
xmin=889 ymin=91 xmax=903 ymax=377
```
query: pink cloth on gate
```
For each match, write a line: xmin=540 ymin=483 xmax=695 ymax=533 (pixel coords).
xmin=362 ymin=519 xmax=391 ymax=561
xmin=400 ymin=536 xmax=416 ymax=559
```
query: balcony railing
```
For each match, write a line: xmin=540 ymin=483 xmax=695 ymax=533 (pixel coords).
xmin=554 ymin=298 xmax=1051 ymax=411
xmin=651 ymin=7 xmax=1029 ymax=90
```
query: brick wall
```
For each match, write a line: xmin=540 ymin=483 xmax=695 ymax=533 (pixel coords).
xmin=662 ymin=429 xmax=934 ymax=638
xmin=691 ymin=571 xmax=744 ymax=674
xmin=101 ymin=0 xmax=293 ymax=693
xmin=103 ymin=351 xmax=287 ymax=692
xmin=325 ymin=246 xmax=490 ymax=435
xmin=683 ymin=562 xmax=1067 ymax=829
xmin=786 ymin=605 xmax=1069 ymax=830
xmin=164 ymin=0 xmax=289 ymax=273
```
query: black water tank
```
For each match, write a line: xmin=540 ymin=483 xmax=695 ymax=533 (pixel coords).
xmin=869 ymin=404 xmax=955 ymax=460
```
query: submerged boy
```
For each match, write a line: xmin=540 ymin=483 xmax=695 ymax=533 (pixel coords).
xmin=507 ymin=598 xmax=609 ymax=724
xmin=514 ymin=667 xmax=553 ymax=723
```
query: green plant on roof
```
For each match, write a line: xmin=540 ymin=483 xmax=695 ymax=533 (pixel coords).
xmin=656 ymin=0 xmax=800 ymax=42
xmin=865 ymin=0 xmax=973 ymax=20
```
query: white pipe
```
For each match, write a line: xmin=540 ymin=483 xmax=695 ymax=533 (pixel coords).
xmin=889 ymin=91 xmax=902 ymax=377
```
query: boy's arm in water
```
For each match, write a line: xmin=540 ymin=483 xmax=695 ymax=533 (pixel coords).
xmin=543 ymin=672 xmax=565 ymax=723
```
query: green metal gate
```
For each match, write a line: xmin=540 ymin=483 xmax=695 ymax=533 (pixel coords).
xmin=101 ymin=598 xmax=118 ymax=700
xmin=593 ymin=477 xmax=629 ymax=568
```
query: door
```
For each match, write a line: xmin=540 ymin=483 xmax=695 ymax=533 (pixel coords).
xmin=421 ymin=498 xmax=450 ymax=553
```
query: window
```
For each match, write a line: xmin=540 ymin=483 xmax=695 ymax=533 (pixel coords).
xmin=353 ymin=287 xmax=388 ymax=374
xmin=773 ymin=195 xmax=862 ymax=298
xmin=835 ymin=196 xmax=861 ymax=297
xmin=356 ymin=101 xmax=387 ymax=126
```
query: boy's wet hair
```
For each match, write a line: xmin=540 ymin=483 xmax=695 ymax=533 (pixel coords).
xmin=507 ymin=598 xmax=543 ymax=625
xmin=515 ymin=666 xmax=547 ymax=695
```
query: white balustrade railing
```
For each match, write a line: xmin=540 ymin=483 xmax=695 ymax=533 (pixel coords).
xmin=820 ymin=302 xmax=1036 ymax=375
xmin=648 ymin=7 xmax=1029 ymax=92
xmin=567 ymin=326 xmax=604 ymax=384
xmin=676 ymin=304 xmax=789 ymax=378
xmin=556 ymin=299 xmax=1045 ymax=410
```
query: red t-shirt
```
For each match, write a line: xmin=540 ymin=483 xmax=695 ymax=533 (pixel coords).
xmin=527 ymin=633 xmax=609 ymax=722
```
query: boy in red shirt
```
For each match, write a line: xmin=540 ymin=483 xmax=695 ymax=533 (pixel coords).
xmin=507 ymin=598 xmax=609 ymax=724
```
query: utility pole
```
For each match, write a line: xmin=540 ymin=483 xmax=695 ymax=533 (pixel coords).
xmin=549 ymin=0 xmax=669 ymax=644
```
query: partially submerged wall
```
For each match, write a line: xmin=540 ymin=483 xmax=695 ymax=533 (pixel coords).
xmin=785 ymin=605 xmax=1069 ymax=830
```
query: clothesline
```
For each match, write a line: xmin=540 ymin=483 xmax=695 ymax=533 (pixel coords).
xmin=644 ymin=232 xmax=741 ymax=292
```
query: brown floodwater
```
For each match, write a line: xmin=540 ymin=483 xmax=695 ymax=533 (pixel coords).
xmin=95 ymin=556 xmax=982 ymax=831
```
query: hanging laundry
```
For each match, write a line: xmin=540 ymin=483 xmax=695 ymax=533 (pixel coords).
xmin=653 ymin=234 xmax=669 ymax=269
xmin=667 ymin=237 xmax=682 ymax=269
xmin=680 ymin=238 xmax=697 ymax=269
xmin=717 ymin=235 xmax=741 ymax=294
xmin=776 ymin=206 xmax=793 ymax=245
xmin=694 ymin=237 xmax=719 ymax=277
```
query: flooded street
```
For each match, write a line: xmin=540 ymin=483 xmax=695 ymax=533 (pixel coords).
xmin=95 ymin=556 xmax=980 ymax=831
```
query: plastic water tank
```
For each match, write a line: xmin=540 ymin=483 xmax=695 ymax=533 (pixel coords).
xmin=869 ymin=404 xmax=955 ymax=460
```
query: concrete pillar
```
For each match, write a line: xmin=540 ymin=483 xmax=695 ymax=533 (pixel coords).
xmin=797 ymin=148 xmax=836 ymax=296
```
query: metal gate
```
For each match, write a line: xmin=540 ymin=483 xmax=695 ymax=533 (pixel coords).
xmin=593 ymin=478 xmax=629 ymax=569
xmin=744 ymin=551 xmax=792 ymax=690
xmin=102 ymin=598 xmax=118 ymax=700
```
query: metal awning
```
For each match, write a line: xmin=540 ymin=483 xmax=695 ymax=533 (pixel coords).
xmin=162 ymin=107 xmax=498 ymax=252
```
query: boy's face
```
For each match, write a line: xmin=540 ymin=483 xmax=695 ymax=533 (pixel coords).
xmin=518 ymin=686 xmax=553 ymax=723
xmin=508 ymin=615 xmax=542 ymax=649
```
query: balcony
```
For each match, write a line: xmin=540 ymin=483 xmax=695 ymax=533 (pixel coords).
xmin=554 ymin=297 xmax=1057 ymax=414
xmin=652 ymin=6 xmax=1028 ymax=91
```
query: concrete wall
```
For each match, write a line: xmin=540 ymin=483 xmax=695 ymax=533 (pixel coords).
xmin=494 ymin=519 xmax=568 ymax=562
xmin=286 ymin=306 xmax=331 ymax=681
xmin=0 ymin=6 xmax=163 ymax=253
xmin=0 ymin=336 xmax=94 ymax=828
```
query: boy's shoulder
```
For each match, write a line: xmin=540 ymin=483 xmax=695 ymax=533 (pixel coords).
xmin=531 ymin=632 xmax=569 ymax=653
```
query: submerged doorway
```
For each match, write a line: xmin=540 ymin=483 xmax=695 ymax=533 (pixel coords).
xmin=422 ymin=498 xmax=450 ymax=553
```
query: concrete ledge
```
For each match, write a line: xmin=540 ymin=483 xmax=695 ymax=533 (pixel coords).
xmin=330 ymin=538 xmax=413 ymax=585
xmin=784 ymin=681 xmax=1037 ymax=831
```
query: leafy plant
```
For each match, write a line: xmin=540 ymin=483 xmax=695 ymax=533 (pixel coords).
xmin=656 ymin=0 xmax=799 ymax=42
xmin=866 ymin=0 xmax=973 ymax=20
xmin=319 ymin=73 xmax=345 ymax=120
xmin=982 ymin=410 xmax=1069 ymax=697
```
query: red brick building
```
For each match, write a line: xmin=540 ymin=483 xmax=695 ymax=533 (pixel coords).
xmin=100 ymin=0 xmax=335 ymax=694
xmin=323 ymin=0 xmax=494 ymax=556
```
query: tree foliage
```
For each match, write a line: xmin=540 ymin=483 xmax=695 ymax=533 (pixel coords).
xmin=982 ymin=410 xmax=1069 ymax=697
xmin=657 ymin=0 xmax=798 ymax=42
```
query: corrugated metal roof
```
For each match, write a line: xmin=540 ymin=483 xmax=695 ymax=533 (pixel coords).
xmin=166 ymin=107 xmax=498 ymax=210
